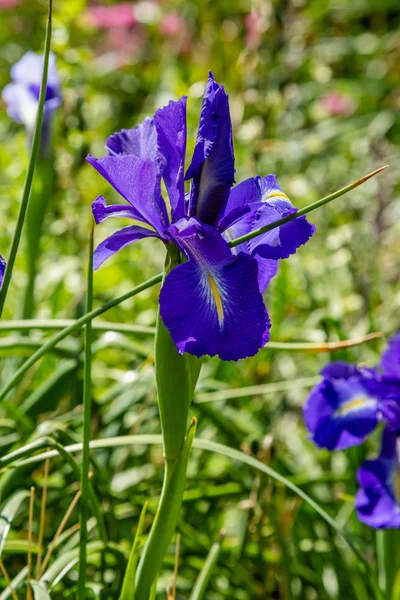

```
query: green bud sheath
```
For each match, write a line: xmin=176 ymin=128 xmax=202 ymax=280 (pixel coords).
xmin=133 ymin=246 xmax=202 ymax=598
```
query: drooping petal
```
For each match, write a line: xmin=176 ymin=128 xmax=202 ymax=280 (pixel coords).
xmin=86 ymin=154 xmax=168 ymax=237
xmin=303 ymin=362 xmax=380 ymax=451
xmin=154 ymin=97 xmax=187 ymax=221
xmin=106 ymin=117 xmax=158 ymax=160
xmin=219 ymin=174 xmax=315 ymax=259
xmin=93 ymin=225 xmax=158 ymax=270
xmin=92 ymin=195 xmax=145 ymax=224
xmin=381 ymin=332 xmax=400 ymax=380
xmin=185 ymin=73 xmax=235 ymax=225
xmin=254 ymin=255 xmax=279 ymax=294
xmin=160 ymin=218 xmax=270 ymax=360
xmin=355 ymin=429 xmax=400 ymax=528
xmin=0 ymin=255 xmax=6 ymax=288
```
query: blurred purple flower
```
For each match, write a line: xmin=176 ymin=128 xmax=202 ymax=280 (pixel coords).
xmin=0 ymin=255 xmax=5 ymax=288
xmin=87 ymin=72 xmax=315 ymax=360
xmin=304 ymin=331 xmax=400 ymax=528
xmin=2 ymin=51 xmax=61 ymax=153
xmin=303 ymin=362 xmax=381 ymax=450
xmin=356 ymin=428 xmax=400 ymax=528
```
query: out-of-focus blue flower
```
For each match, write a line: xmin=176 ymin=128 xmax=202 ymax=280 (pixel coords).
xmin=2 ymin=51 xmax=61 ymax=153
xmin=304 ymin=331 xmax=400 ymax=528
xmin=356 ymin=429 xmax=400 ymax=528
xmin=0 ymin=255 xmax=6 ymax=288
xmin=87 ymin=72 xmax=315 ymax=361
xmin=303 ymin=362 xmax=381 ymax=450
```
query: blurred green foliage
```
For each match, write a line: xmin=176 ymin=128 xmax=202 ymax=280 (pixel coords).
xmin=0 ymin=0 xmax=399 ymax=598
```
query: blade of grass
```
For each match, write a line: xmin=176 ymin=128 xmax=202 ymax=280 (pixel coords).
xmin=77 ymin=225 xmax=94 ymax=600
xmin=0 ymin=320 xmax=155 ymax=336
xmin=0 ymin=490 xmax=30 ymax=558
xmin=119 ymin=502 xmax=148 ymax=600
xmin=0 ymin=272 xmax=162 ymax=404
xmin=189 ymin=535 xmax=223 ymax=600
xmin=27 ymin=486 xmax=35 ymax=600
xmin=229 ymin=166 xmax=388 ymax=248
xmin=0 ymin=0 xmax=53 ymax=317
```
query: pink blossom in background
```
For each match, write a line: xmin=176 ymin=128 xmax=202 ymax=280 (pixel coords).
xmin=98 ymin=26 xmax=147 ymax=68
xmin=321 ymin=92 xmax=355 ymax=116
xmin=159 ymin=11 xmax=191 ymax=54
xmin=0 ymin=0 xmax=21 ymax=8
xmin=245 ymin=11 xmax=264 ymax=50
xmin=159 ymin=11 xmax=184 ymax=36
xmin=84 ymin=3 xmax=136 ymax=29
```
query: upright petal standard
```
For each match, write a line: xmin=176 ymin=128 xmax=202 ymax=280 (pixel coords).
xmin=88 ymin=72 xmax=315 ymax=360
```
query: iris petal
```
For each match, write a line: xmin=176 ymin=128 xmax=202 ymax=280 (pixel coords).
xmin=93 ymin=225 xmax=159 ymax=270
xmin=154 ymin=97 xmax=187 ymax=221
xmin=160 ymin=218 xmax=270 ymax=360
xmin=106 ymin=117 xmax=158 ymax=160
xmin=381 ymin=332 xmax=400 ymax=379
xmin=0 ymin=255 xmax=6 ymax=288
xmin=303 ymin=362 xmax=379 ymax=450
xmin=356 ymin=429 xmax=400 ymax=528
xmin=185 ymin=73 xmax=235 ymax=224
xmin=92 ymin=195 xmax=145 ymax=224
xmin=86 ymin=154 xmax=168 ymax=238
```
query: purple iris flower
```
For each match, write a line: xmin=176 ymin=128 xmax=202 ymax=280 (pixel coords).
xmin=356 ymin=428 xmax=400 ymax=528
xmin=2 ymin=51 xmax=61 ymax=154
xmin=87 ymin=72 xmax=315 ymax=361
xmin=304 ymin=332 xmax=400 ymax=528
xmin=303 ymin=362 xmax=381 ymax=450
xmin=0 ymin=255 xmax=5 ymax=288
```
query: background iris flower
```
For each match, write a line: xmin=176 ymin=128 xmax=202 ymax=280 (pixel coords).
xmin=2 ymin=51 xmax=61 ymax=154
xmin=304 ymin=332 xmax=400 ymax=528
xmin=0 ymin=256 xmax=5 ymax=288
xmin=88 ymin=72 xmax=315 ymax=361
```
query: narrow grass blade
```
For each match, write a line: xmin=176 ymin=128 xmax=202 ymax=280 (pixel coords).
xmin=120 ymin=502 xmax=148 ymax=600
xmin=0 ymin=0 xmax=53 ymax=317
xmin=0 ymin=566 xmax=28 ymax=600
xmin=0 ymin=490 xmax=30 ymax=557
xmin=78 ymin=225 xmax=94 ymax=600
xmin=40 ymin=541 xmax=104 ymax=588
xmin=0 ymin=273 xmax=162 ymax=403
xmin=229 ymin=166 xmax=388 ymax=248
xmin=0 ymin=320 xmax=155 ymax=336
xmin=189 ymin=537 xmax=223 ymax=600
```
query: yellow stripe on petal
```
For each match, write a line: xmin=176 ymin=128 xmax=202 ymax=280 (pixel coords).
xmin=266 ymin=191 xmax=289 ymax=200
xmin=334 ymin=395 xmax=376 ymax=417
xmin=207 ymin=273 xmax=224 ymax=326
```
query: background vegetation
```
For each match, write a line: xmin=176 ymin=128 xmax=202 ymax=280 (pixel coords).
xmin=0 ymin=0 xmax=399 ymax=597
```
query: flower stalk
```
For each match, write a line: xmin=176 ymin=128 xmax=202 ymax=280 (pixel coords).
xmin=134 ymin=247 xmax=201 ymax=598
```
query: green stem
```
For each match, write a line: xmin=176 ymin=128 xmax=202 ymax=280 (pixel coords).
xmin=378 ymin=529 xmax=400 ymax=598
xmin=134 ymin=419 xmax=197 ymax=599
xmin=189 ymin=537 xmax=223 ymax=600
xmin=78 ymin=226 xmax=94 ymax=598
xmin=0 ymin=0 xmax=53 ymax=318
xmin=229 ymin=165 xmax=388 ymax=248
xmin=134 ymin=249 xmax=201 ymax=598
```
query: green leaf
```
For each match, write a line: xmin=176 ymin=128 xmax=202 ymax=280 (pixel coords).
xmin=189 ymin=539 xmax=222 ymax=600
xmin=0 ymin=0 xmax=53 ymax=317
xmin=119 ymin=502 xmax=148 ymax=600
xmin=40 ymin=541 xmax=105 ymax=587
xmin=29 ymin=580 xmax=51 ymax=600
xmin=134 ymin=420 xmax=197 ymax=600
xmin=0 ymin=566 xmax=28 ymax=600
xmin=0 ymin=489 xmax=30 ymax=557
